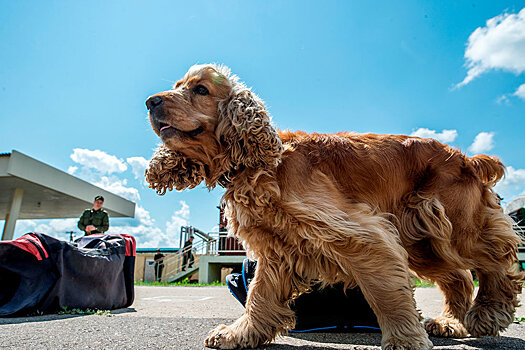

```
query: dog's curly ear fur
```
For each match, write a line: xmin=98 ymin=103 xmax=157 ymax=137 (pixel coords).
xmin=217 ymin=84 xmax=283 ymax=170
xmin=145 ymin=145 xmax=206 ymax=195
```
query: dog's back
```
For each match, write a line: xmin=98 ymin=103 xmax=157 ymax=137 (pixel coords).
xmin=278 ymin=131 xmax=491 ymax=209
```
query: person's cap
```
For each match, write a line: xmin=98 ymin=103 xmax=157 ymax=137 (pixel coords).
xmin=94 ymin=195 xmax=104 ymax=201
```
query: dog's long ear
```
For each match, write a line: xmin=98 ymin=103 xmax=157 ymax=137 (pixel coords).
xmin=217 ymin=86 xmax=283 ymax=170
xmin=145 ymin=145 xmax=205 ymax=195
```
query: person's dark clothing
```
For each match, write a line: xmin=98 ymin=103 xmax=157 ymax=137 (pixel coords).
xmin=183 ymin=239 xmax=193 ymax=251
xmin=77 ymin=208 xmax=109 ymax=235
xmin=154 ymin=253 xmax=165 ymax=282
xmin=510 ymin=208 xmax=525 ymax=227
xmin=517 ymin=208 xmax=525 ymax=227
xmin=182 ymin=252 xmax=194 ymax=270
xmin=182 ymin=239 xmax=194 ymax=270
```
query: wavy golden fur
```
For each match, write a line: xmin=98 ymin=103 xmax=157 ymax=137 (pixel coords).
xmin=145 ymin=64 xmax=523 ymax=350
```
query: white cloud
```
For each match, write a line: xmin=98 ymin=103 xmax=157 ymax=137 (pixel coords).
xmin=134 ymin=205 xmax=155 ymax=226
xmin=70 ymin=148 xmax=127 ymax=174
xmin=166 ymin=201 xmax=190 ymax=237
xmin=514 ymin=83 xmax=525 ymax=99
xmin=67 ymin=148 xmax=140 ymax=202
xmin=410 ymin=128 xmax=458 ymax=143
xmin=105 ymin=211 xmax=166 ymax=248
xmin=94 ymin=176 xmax=140 ymax=202
xmin=12 ymin=219 xmax=38 ymax=238
xmin=107 ymin=201 xmax=191 ymax=248
xmin=468 ymin=131 xmax=495 ymax=154
xmin=12 ymin=218 xmax=79 ymax=241
xmin=456 ymin=8 xmax=525 ymax=88
xmin=496 ymin=94 xmax=511 ymax=105
xmin=496 ymin=83 xmax=525 ymax=103
xmin=45 ymin=218 xmax=79 ymax=233
xmin=494 ymin=166 xmax=525 ymax=206
xmin=176 ymin=201 xmax=190 ymax=219
xmin=67 ymin=166 xmax=78 ymax=175
xmin=126 ymin=156 xmax=149 ymax=182
xmin=107 ymin=225 xmax=167 ymax=248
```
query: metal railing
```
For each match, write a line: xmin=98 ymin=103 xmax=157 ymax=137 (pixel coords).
xmin=207 ymin=231 xmax=246 ymax=255
xmin=513 ymin=223 xmax=525 ymax=247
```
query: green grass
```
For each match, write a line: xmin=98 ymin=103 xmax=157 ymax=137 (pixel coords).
xmin=58 ymin=306 xmax=112 ymax=317
xmin=515 ymin=317 xmax=525 ymax=324
xmin=412 ymin=278 xmax=480 ymax=288
xmin=412 ymin=278 xmax=436 ymax=288
xmin=135 ymin=277 xmax=226 ymax=287
xmin=137 ymin=275 xmax=521 ymax=289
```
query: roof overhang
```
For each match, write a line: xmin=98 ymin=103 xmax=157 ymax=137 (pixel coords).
xmin=505 ymin=195 xmax=525 ymax=215
xmin=0 ymin=150 xmax=136 ymax=220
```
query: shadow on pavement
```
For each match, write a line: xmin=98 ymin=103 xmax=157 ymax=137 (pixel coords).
xmin=0 ymin=313 xmax=87 ymax=325
xmin=432 ymin=335 xmax=525 ymax=349
xmin=286 ymin=331 xmax=525 ymax=349
xmin=110 ymin=307 xmax=136 ymax=315
xmin=265 ymin=345 xmax=358 ymax=349
xmin=0 ymin=308 xmax=136 ymax=325
xmin=289 ymin=332 xmax=381 ymax=347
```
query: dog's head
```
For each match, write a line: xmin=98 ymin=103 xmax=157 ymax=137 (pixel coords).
xmin=145 ymin=64 xmax=283 ymax=194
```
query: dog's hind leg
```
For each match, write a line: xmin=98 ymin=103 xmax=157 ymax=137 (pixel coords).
xmin=423 ymin=269 xmax=474 ymax=337
xmin=464 ymin=206 xmax=524 ymax=337
xmin=399 ymin=191 xmax=475 ymax=337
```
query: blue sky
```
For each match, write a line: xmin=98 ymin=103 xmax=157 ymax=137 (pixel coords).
xmin=1 ymin=1 xmax=524 ymax=247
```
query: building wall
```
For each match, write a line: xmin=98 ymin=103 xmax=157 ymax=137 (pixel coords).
xmin=134 ymin=252 xmax=182 ymax=282
xmin=134 ymin=254 xmax=149 ymax=282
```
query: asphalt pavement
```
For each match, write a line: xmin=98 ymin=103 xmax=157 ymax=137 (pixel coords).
xmin=0 ymin=286 xmax=524 ymax=349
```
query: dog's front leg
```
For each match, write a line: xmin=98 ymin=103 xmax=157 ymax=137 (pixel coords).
xmin=205 ymin=258 xmax=295 ymax=349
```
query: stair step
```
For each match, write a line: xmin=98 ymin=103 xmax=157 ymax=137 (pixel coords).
xmin=166 ymin=265 xmax=199 ymax=283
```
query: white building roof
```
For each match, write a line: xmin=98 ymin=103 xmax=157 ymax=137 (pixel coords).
xmin=505 ymin=195 xmax=525 ymax=214
xmin=1 ymin=150 xmax=135 ymax=239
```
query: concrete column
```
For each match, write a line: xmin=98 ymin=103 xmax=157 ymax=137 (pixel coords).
xmin=198 ymin=256 xmax=222 ymax=284
xmin=2 ymin=188 xmax=24 ymax=241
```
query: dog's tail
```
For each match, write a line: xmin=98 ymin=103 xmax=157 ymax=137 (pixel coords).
xmin=468 ymin=154 xmax=505 ymax=187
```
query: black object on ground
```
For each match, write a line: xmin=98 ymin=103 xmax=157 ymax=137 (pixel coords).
xmin=0 ymin=232 xmax=135 ymax=317
xmin=226 ymin=258 xmax=380 ymax=333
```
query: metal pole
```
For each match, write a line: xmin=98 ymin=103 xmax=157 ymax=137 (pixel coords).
xmin=2 ymin=188 xmax=24 ymax=241
xmin=179 ymin=226 xmax=184 ymax=251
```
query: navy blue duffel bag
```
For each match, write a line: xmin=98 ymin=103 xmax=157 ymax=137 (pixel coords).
xmin=0 ymin=232 xmax=135 ymax=316
xmin=227 ymin=259 xmax=380 ymax=333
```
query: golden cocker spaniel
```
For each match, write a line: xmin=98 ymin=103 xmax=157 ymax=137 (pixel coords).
xmin=145 ymin=64 xmax=523 ymax=350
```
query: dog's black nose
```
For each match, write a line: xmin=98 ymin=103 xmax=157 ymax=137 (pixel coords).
xmin=146 ymin=96 xmax=163 ymax=110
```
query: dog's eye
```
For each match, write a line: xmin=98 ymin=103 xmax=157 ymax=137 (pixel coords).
xmin=193 ymin=85 xmax=209 ymax=96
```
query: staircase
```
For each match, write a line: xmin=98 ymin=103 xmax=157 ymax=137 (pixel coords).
xmin=161 ymin=239 xmax=207 ymax=282
xmin=166 ymin=265 xmax=199 ymax=283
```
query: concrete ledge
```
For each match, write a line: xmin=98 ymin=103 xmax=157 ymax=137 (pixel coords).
xmin=198 ymin=255 xmax=246 ymax=284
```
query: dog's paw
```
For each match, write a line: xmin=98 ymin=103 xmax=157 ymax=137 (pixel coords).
xmin=204 ymin=316 xmax=277 ymax=349
xmin=465 ymin=302 xmax=514 ymax=337
xmin=205 ymin=324 xmax=241 ymax=349
xmin=383 ymin=335 xmax=433 ymax=350
xmin=423 ymin=316 xmax=468 ymax=338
